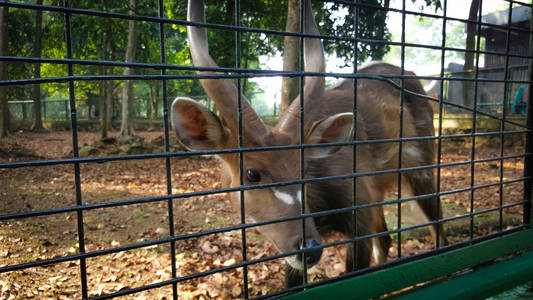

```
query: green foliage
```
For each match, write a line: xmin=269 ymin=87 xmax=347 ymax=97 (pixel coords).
xmin=413 ymin=0 xmax=442 ymax=12
xmin=317 ymin=0 xmax=391 ymax=66
xmin=7 ymin=7 xmax=34 ymax=100
xmin=317 ymin=0 xmax=441 ymax=66
xmin=6 ymin=0 xmax=442 ymax=119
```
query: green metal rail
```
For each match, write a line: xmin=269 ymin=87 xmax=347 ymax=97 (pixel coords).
xmin=398 ymin=249 xmax=533 ymax=299
xmin=282 ymin=228 xmax=533 ymax=299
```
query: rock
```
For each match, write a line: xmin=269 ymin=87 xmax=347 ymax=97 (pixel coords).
xmin=135 ymin=142 xmax=153 ymax=154
xmin=119 ymin=145 xmax=131 ymax=154
xmin=171 ymin=143 xmax=186 ymax=152
xmin=79 ymin=146 xmax=97 ymax=157
xmin=118 ymin=136 xmax=134 ymax=144
xmin=169 ymin=138 xmax=178 ymax=146
xmin=108 ymin=148 xmax=120 ymax=155
xmin=151 ymin=136 xmax=165 ymax=147
xmin=152 ymin=146 xmax=165 ymax=154
xmin=92 ymin=140 xmax=104 ymax=149
xmin=116 ymin=139 xmax=156 ymax=155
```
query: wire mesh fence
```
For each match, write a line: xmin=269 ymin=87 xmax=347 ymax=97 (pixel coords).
xmin=7 ymin=94 xmax=278 ymax=125
xmin=0 ymin=0 xmax=532 ymax=299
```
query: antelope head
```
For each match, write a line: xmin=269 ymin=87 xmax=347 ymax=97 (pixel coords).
xmin=172 ymin=0 xmax=353 ymax=270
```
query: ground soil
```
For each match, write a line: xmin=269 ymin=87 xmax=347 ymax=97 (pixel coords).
xmin=0 ymin=131 xmax=527 ymax=299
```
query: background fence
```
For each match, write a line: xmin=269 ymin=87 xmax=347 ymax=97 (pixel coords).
xmin=8 ymin=95 xmax=279 ymax=124
xmin=434 ymin=64 xmax=530 ymax=114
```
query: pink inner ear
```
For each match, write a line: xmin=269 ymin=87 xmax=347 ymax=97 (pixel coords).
xmin=179 ymin=104 xmax=208 ymax=141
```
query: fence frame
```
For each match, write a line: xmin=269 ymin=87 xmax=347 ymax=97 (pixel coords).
xmin=0 ymin=0 xmax=532 ymax=299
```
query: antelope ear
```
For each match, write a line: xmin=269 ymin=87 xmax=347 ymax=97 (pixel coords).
xmin=171 ymin=97 xmax=228 ymax=150
xmin=305 ymin=113 xmax=354 ymax=158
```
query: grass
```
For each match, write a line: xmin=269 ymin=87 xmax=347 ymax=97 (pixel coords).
xmin=134 ymin=210 xmax=151 ymax=218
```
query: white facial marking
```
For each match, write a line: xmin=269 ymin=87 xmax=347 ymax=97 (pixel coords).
xmin=285 ymin=252 xmax=318 ymax=270
xmin=297 ymin=190 xmax=302 ymax=204
xmin=285 ymin=255 xmax=304 ymax=270
xmin=273 ymin=189 xmax=296 ymax=206
xmin=403 ymin=147 xmax=421 ymax=159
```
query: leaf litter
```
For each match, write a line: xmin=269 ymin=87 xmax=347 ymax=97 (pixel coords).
xmin=0 ymin=131 xmax=526 ymax=299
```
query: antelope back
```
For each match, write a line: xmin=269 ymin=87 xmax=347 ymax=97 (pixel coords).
xmin=319 ymin=62 xmax=434 ymax=180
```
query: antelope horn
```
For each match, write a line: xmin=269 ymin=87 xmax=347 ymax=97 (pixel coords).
xmin=187 ymin=0 xmax=268 ymax=144
xmin=278 ymin=0 xmax=326 ymax=138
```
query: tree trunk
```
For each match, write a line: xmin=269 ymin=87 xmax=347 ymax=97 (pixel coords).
xmin=0 ymin=6 xmax=9 ymax=138
xmin=463 ymin=0 xmax=481 ymax=109
xmin=101 ymin=74 xmax=114 ymax=139
xmin=154 ymin=86 xmax=160 ymax=119
xmin=149 ymin=85 xmax=158 ymax=120
xmin=242 ymin=45 xmax=249 ymax=98
xmin=147 ymin=85 xmax=152 ymax=119
xmin=280 ymin=0 xmax=300 ymax=116
xmin=100 ymin=19 xmax=113 ymax=139
xmin=31 ymin=0 xmax=44 ymax=131
xmin=106 ymin=80 xmax=113 ymax=129
xmin=99 ymin=67 xmax=109 ymax=139
xmin=106 ymin=20 xmax=115 ymax=132
xmin=118 ymin=0 xmax=138 ymax=139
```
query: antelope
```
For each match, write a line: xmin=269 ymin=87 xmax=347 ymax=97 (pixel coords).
xmin=172 ymin=0 xmax=445 ymax=287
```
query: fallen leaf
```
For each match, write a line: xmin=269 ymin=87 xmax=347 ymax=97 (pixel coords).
xmin=223 ymin=258 xmax=236 ymax=267
xmin=201 ymin=241 xmax=219 ymax=254
xmin=231 ymin=284 xmax=242 ymax=297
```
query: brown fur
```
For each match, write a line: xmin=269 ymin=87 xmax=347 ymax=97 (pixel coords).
xmin=180 ymin=0 xmax=444 ymax=288
xmin=206 ymin=63 xmax=444 ymax=287
xmin=283 ymin=62 xmax=445 ymax=285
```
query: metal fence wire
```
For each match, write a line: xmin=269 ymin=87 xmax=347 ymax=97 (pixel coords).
xmin=0 ymin=0 xmax=532 ymax=299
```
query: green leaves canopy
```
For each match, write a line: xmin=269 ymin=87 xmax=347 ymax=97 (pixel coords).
xmin=6 ymin=0 xmax=441 ymax=106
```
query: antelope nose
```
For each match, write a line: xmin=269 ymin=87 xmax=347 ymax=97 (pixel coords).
xmin=296 ymin=238 xmax=322 ymax=267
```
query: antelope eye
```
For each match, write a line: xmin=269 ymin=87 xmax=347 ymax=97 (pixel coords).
xmin=246 ymin=169 xmax=261 ymax=183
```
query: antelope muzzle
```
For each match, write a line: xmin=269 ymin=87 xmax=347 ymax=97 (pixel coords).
xmin=286 ymin=236 xmax=323 ymax=270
